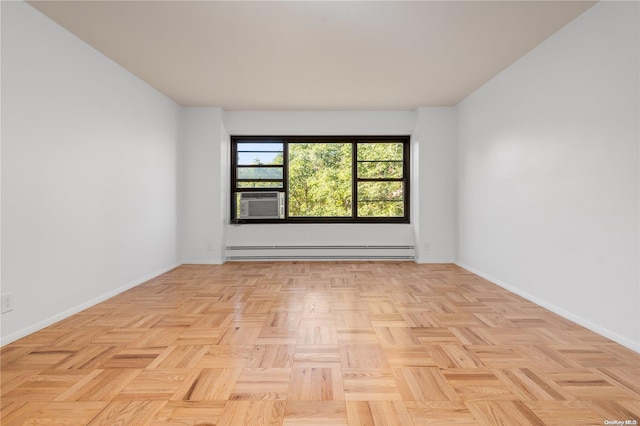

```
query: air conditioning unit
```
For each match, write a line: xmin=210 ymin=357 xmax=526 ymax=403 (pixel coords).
xmin=239 ymin=192 xmax=284 ymax=219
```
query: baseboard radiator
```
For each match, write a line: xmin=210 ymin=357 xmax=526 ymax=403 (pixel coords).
xmin=225 ymin=245 xmax=415 ymax=261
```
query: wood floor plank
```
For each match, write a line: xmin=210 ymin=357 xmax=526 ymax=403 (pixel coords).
xmin=0 ymin=401 xmax=49 ymax=425
xmin=342 ymin=369 xmax=403 ymax=401
xmin=1 ymin=261 xmax=638 ymax=425
xmin=283 ymin=401 xmax=348 ymax=425
xmin=524 ymin=401 xmax=603 ymax=425
xmin=181 ymin=368 xmax=242 ymax=401
xmin=153 ymin=400 xmax=226 ymax=425
xmin=465 ymin=400 xmax=546 ymax=425
xmin=229 ymin=368 xmax=291 ymax=400
xmin=217 ymin=400 xmax=285 ymax=426
xmin=596 ymin=367 xmax=640 ymax=397
xmin=246 ymin=344 xmax=296 ymax=369
xmin=57 ymin=369 xmax=140 ymax=401
xmin=405 ymin=401 xmax=477 ymax=425
xmin=383 ymin=345 xmax=438 ymax=368
xmin=2 ymin=370 xmax=98 ymax=402
xmin=345 ymin=400 xmax=415 ymax=426
xmin=0 ymin=369 xmax=43 ymax=397
xmin=195 ymin=345 xmax=252 ymax=369
xmin=542 ymin=369 xmax=639 ymax=400
xmin=113 ymin=369 xmax=195 ymax=401
xmin=288 ymin=367 xmax=344 ymax=401
xmin=293 ymin=345 xmax=341 ymax=368
xmin=493 ymin=367 xmax=570 ymax=401
xmin=442 ymin=369 xmax=517 ymax=401
xmin=21 ymin=401 xmax=107 ymax=426
xmin=86 ymin=400 xmax=165 ymax=425
xmin=585 ymin=400 xmax=640 ymax=422
xmin=98 ymin=347 xmax=165 ymax=369
xmin=393 ymin=367 xmax=459 ymax=401
xmin=340 ymin=344 xmax=389 ymax=369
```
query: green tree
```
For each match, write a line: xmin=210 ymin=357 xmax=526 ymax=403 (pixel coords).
xmin=286 ymin=142 xmax=404 ymax=217
xmin=288 ymin=143 xmax=352 ymax=217
xmin=356 ymin=142 xmax=404 ymax=217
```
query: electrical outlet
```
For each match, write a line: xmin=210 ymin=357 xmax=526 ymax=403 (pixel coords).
xmin=1 ymin=294 xmax=14 ymax=314
xmin=425 ymin=242 xmax=431 ymax=251
xmin=206 ymin=241 xmax=214 ymax=251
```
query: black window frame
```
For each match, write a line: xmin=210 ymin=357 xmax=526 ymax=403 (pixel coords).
xmin=230 ymin=135 xmax=410 ymax=224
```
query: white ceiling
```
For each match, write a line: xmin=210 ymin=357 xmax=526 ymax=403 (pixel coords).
xmin=28 ymin=1 xmax=596 ymax=110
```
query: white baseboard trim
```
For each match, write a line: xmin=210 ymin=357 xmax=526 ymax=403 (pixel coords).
xmin=0 ymin=263 xmax=180 ymax=347
xmin=456 ymin=262 xmax=640 ymax=353
xmin=224 ymin=245 xmax=415 ymax=262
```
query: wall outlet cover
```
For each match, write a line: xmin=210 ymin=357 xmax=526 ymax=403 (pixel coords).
xmin=1 ymin=294 xmax=15 ymax=314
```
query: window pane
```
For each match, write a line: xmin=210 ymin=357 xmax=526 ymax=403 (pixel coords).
xmin=357 ymin=142 xmax=403 ymax=161
xmin=357 ymin=181 xmax=404 ymax=217
xmin=237 ymin=167 xmax=283 ymax=180
xmin=357 ymin=161 xmax=403 ymax=179
xmin=237 ymin=142 xmax=283 ymax=152
xmin=235 ymin=193 xmax=242 ymax=218
xmin=358 ymin=201 xmax=404 ymax=217
xmin=288 ymin=143 xmax=352 ymax=217
xmin=237 ymin=181 xmax=283 ymax=188
xmin=237 ymin=152 xmax=283 ymax=166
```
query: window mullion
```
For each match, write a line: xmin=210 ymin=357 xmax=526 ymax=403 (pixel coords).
xmin=352 ymin=140 xmax=358 ymax=220
xmin=283 ymin=140 xmax=289 ymax=220
xmin=230 ymin=138 xmax=237 ymax=220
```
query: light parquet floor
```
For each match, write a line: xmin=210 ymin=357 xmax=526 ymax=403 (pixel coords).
xmin=1 ymin=262 xmax=639 ymax=425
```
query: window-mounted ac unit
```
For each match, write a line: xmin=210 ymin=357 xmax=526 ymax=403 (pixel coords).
xmin=239 ymin=192 xmax=284 ymax=219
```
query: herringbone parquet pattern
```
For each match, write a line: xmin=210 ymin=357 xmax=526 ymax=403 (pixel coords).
xmin=1 ymin=262 xmax=639 ymax=425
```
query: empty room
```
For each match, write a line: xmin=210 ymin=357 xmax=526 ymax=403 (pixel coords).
xmin=1 ymin=0 xmax=639 ymax=424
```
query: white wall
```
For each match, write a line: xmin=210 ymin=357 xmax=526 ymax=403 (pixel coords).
xmin=457 ymin=1 xmax=639 ymax=350
xmin=1 ymin=2 xmax=181 ymax=344
xmin=222 ymin=111 xmax=416 ymax=136
xmin=179 ymin=107 xmax=227 ymax=264
xmin=413 ymin=107 xmax=457 ymax=263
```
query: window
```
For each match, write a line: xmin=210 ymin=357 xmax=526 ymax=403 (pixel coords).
xmin=231 ymin=136 xmax=410 ymax=223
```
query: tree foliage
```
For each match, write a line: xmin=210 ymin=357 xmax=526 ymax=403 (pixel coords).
xmin=355 ymin=143 xmax=404 ymax=217
xmin=288 ymin=143 xmax=352 ymax=217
